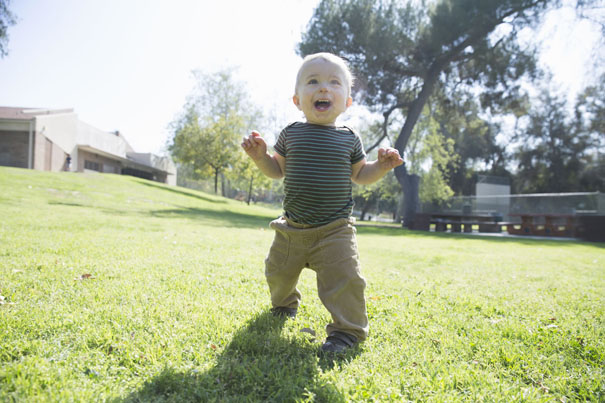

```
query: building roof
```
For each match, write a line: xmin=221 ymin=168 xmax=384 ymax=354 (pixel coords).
xmin=0 ymin=106 xmax=74 ymax=120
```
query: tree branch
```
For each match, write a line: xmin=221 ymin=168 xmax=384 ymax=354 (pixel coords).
xmin=366 ymin=102 xmax=409 ymax=153
xmin=436 ymin=0 xmax=548 ymax=69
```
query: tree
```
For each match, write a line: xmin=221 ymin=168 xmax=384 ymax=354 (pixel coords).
xmin=353 ymin=172 xmax=401 ymax=220
xmin=432 ymin=90 xmax=513 ymax=195
xmin=349 ymin=119 xmax=402 ymax=220
xmin=0 ymin=0 xmax=16 ymax=58
xmin=171 ymin=109 xmax=244 ymax=194
xmin=575 ymin=73 xmax=605 ymax=191
xmin=230 ymin=155 xmax=274 ymax=205
xmin=513 ymin=89 xmax=592 ymax=193
xmin=298 ymin=0 xmax=596 ymax=225
xmin=169 ymin=69 xmax=260 ymax=195
xmin=406 ymin=107 xmax=458 ymax=205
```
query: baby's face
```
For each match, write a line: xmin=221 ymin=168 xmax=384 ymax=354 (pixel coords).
xmin=293 ymin=58 xmax=352 ymax=126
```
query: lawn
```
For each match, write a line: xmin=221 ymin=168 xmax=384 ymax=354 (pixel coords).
xmin=0 ymin=167 xmax=603 ymax=402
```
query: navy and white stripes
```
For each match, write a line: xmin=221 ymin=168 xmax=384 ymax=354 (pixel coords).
xmin=274 ymin=122 xmax=365 ymax=225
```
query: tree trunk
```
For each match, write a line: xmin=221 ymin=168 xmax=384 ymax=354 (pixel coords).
xmin=393 ymin=69 xmax=439 ymax=227
xmin=214 ymin=168 xmax=219 ymax=194
xmin=394 ymin=68 xmax=439 ymax=153
xmin=360 ymin=204 xmax=370 ymax=221
xmin=394 ymin=164 xmax=420 ymax=227
xmin=246 ymin=176 xmax=254 ymax=205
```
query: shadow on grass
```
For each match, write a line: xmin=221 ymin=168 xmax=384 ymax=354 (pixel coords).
xmin=47 ymin=201 xmax=90 ymax=208
xmin=136 ymin=180 xmax=227 ymax=205
xmin=149 ymin=207 xmax=276 ymax=229
xmin=121 ymin=311 xmax=346 ymax=402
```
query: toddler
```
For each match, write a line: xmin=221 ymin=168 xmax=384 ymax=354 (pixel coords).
xmin=241 ymin=52 xmax=403 ymax=353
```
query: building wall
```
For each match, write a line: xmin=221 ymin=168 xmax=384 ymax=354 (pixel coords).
xmin=128 ymin=152 xmax=177 ymax=185
xmin=1 ymin=109 xmax=175 ymax=185
xmin=31 ymin=131 xmax=68 ymax=172
xmin=35 ymin=113 xmax=78 ymax=157
xmin=0 ymin=130 xmax=29 ymax=168
xmin=76 ymin=121 xmax=132 ymax=158
xmin=78 ymin=149 xmax=121 ymax=174
xmin=33 ymin=131 xmax=47 ymax=170
xmin=51 ymin=140 xmax=69 ymax=171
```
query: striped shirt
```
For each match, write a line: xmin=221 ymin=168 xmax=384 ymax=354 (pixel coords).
xmin=274 ymin=122 xmax=366 ymax=226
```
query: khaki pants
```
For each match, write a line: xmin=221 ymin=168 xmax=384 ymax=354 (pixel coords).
xmin=265 ymin=217 xmax=369 ymax=341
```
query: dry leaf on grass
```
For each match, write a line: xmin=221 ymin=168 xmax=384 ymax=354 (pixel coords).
xmin=75 ymin=273 xmax=96 ymax=281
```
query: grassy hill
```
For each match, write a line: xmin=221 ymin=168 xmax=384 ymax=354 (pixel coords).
xmin=0 ymin=167 xmax=603 ymax=402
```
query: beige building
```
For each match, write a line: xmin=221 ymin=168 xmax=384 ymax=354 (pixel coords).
xmin=0 ymin=106 xmax=176 ymax=185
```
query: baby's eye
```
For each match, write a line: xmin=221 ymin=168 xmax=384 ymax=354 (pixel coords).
xmin=331 ymin=80 xmax=341 ymax=85
xmin=307 ymin=79 xmax=318 ymax=85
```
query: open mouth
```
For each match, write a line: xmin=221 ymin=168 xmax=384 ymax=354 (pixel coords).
xmin=314 ymin=100 xmax=331 ymax=111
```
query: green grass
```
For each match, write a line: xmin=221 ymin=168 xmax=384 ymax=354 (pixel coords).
xmin=1 ymin=166 xmax=603 ymax=402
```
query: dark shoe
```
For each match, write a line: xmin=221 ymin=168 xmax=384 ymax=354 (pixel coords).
xmin=321 ymin=331 xmax=357 ymax=353
xmin=270 ymin=306 xmax=297 ymax=318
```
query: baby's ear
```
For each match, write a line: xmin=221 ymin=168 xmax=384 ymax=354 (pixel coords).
xmin=292 ymin=95 xmax=301 ymax=109
xmin=346 ymin=96 xmax=353 ymax=108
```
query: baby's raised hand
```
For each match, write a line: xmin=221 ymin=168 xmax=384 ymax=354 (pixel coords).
xmin=377 ymin=147 xmax=404 ymax=170
xmin=241 ymin=131 xmax=267 ymax=161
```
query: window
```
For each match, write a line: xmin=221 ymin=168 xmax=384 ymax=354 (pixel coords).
xmin=84 ymin=160 xmax=100 ymax=171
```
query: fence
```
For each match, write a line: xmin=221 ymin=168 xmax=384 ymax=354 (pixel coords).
xmin=421 ymin=192 xmax=604 ymax=221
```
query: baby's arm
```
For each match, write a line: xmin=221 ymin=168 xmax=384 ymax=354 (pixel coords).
xmin=351 ymin=147 xmax=404 ymax=185
xmin=241 ymin=131 xmax=285 ymax=179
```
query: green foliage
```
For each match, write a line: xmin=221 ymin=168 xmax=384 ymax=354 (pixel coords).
xmin=576 ymin=73 xmax=605 ymax=137
xmin=353 ymin=172 xmax=400 ymax=220
xmin=353 ymin=121 xmax=402 ymax=219
xmin=575 ymin=73 xmax=605 ymax=191
xmin=228 ymin=155 xmax=275 ymax=205
xmin=434 ymin=90 xmax=512 ymax=195
xmin=513 ymin=87 xmax=599 ymax=193
xmin=169 ymin=69 xmax=262 ymax=195
xmin=299 ymin=0 xmax=551 ymax=152
xmin=1 ymin=167 xmax=604 ymax=401
xmin=406 ymin=107 xmax=458 ymax=204
xmin=0 ymin=0 xmax=16 ymax=58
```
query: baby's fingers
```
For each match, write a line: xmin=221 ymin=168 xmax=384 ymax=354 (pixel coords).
xmin=241 ymin=136 xmax=253 ymax=149
xmin=242 ymin=132 xmax=258 ymax=148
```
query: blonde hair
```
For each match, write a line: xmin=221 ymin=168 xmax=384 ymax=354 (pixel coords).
xmin=295 ymin=53 xmax=354 ymax=96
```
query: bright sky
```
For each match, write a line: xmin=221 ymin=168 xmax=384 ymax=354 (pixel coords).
xmin=0 ymin=0 xmax=601 ymax=155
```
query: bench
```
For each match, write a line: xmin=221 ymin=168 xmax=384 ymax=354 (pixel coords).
xmin=507 ymin=214 xmax=576 ymax=237
xmin=429 ymin=214 xmax=506 ymax=233
xmin=432 ymin=219 xmax=478 ymax=233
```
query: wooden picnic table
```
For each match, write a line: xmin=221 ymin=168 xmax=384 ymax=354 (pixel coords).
xmin=507 ymin=213 xmax=576 ymax=237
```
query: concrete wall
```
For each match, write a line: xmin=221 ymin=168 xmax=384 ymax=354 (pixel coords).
xmin=34 ymin=113 xmax=78 ymax=157
xmin=33 ymin=131 xmax=47 ymax=170
xmin=78 ymin=149 xmax=121 ymax=174
xmin=128 ymin=152 xmax=177 ymax=185
xmin=51 ymin=140 xmax=69 ymax=171
xmin=1 ymin=110 xmax=175 ymax=185
xmin=76 ymin=121 xmax=132 ymax=159
xmin=31 ymin=131 xmax=68 ymax=172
